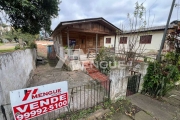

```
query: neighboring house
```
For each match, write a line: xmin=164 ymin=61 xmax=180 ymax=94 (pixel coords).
xmin=104 ymin=25 xmax=174 ymax=54
xmin=0 ymin=25 xmax=11 ymax=35
xmin=0 ymin=25 xmax=11 ymax=32
xmin=4 ymin=25 xmax=11 ymax=31
xmin=51 ymin=17 xmax=121 ymax=61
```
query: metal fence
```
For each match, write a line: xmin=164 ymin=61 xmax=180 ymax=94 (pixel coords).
xmin=32 ymin=80 xmax=111 ymax=120
xmin=126 ymin=73 xmax=141 ymax=96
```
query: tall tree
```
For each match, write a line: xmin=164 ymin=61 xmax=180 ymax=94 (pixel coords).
xmin=0 ymin=0 xmax=60 ymax=34
xmin=118 ymin=2 xmax=154 ymax=68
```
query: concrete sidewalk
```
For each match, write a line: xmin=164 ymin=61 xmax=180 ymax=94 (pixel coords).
xmin=127 ymin=93 xmax=180 ymax=120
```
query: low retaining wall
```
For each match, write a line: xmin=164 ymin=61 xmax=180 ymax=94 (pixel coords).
xmin=109 ymin=66 xmax=129 ymax=101
xmin=109 ymin=63 xmax=148 ymax=102
xmin=0 ymin=49 xmax=37 ymax=120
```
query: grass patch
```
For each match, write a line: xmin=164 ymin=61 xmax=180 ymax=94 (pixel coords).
xmin=0 ymin=48 xmax=15 ymax=53
xmin=0 ymin=46 xmax=35 ymax=53
xmin=0 ymin=43 xmax=4 ymax=46
xmin=100 ymin=99 xmax=142 ymax=120
xmin=56 ymin=99 xmax=142 ymax=120
xmin=56 ymin=103 xmax=105 ymax=120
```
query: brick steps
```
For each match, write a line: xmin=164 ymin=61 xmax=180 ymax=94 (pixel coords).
xmin=82 ymin=61 xmax=109 ymax=83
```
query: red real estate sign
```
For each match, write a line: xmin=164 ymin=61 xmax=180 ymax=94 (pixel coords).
xmin=10 ymin=81 xmax=68 ymax=120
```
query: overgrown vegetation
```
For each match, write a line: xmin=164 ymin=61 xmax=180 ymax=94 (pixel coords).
xmin=14 ymin=44 xmax=20 ymax=50
xmin=142 ymin=60 xmax=180 ymax=97
xmin=29 ymin=41 xmax=37 ymax=49
xmin=141 ymin=19 xmax=180 ymax=97
xmin=94 ymin=47 xmax=115 ymax=75
xmin=117 ymin=2 xmax=153 ymax=68
xmin=0 ymin=38 xmax=3 ymax=43
xmin=2 ymin=29 xmax=37 ymax=43
xmin=57 ymin=103 xmax=105 ymax=120
xmin=0 ymin=29 xmax=37 ymax=52
xmin=57 ymin=99 xmax=141 ymax=120
xmin=14 ymin=40 xmax=37 ymax=50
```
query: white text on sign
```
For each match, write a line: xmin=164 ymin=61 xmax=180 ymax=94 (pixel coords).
xmin=13 ymin=93 xmax=68 ymax=120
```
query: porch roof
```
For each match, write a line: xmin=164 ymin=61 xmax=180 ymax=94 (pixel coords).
xmin=51 ymin=17 xmax=122 ymax=36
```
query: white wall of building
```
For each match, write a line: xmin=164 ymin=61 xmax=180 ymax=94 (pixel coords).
xmin=104 ymin=35 xmax=116 ymax=48
xmin=112 ymin=31 xmax=164 ymax=52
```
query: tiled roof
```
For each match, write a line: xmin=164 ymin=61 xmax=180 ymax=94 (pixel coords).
xmin=123 ymin=24 xmax=174 ymax=34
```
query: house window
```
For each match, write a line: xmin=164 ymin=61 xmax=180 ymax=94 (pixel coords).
xmin=140 ymin=35 xmax=152 ymax=44
xmin=106 ymin=38 xmax=111 ymax=44
xmin=120 ymin=37 xmax=127 ymax=44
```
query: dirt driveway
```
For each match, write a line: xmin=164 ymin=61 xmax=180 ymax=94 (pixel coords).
xmin=31 ymin=40 xmax=93 ymax=88
xmin=29 ymin=58 xmax=93 ymax=88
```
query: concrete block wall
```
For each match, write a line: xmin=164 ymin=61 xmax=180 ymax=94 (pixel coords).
xmin=0 ymin=49 xmax=37 ymax=120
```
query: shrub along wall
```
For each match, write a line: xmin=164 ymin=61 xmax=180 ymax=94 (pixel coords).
xmin=142 ymin=52 xmax=180 ymax=97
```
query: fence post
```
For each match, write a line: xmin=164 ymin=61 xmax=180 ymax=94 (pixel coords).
xmin=78 ymin=48 xmax=80 ymax=61
xmin=1 ymin=105 xmax=7 ymax=120
xmin=108 ymin=79 xmax=112 ymax=101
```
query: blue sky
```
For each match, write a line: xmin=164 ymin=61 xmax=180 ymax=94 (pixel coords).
xmin=51 ymin=0 xmax=180 ymax=30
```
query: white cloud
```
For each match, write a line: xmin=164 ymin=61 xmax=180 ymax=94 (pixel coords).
xmin=51 ymin=0 xmax=179 ymax=30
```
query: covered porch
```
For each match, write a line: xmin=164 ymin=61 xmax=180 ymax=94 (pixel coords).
xmin=51 ymin=17 xmax=121 ymax=70
xmin=60 ymin=31 xmax=105 ymax=61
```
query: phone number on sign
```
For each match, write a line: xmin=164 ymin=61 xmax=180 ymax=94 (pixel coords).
xmin=13 ymin=93 xmax=68 ymax=120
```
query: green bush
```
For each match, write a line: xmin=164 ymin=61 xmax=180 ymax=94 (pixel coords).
xmin=165 ymin=52 xmax=180 ymax=66
xmin=6 ymin=37 xmax=12 ymax=42
xmin=0 ymin=38 xmax=3 ymax=43
xmin=15 ymin=44 xmax=20 ymax=50
xmin=29 ymin=41 xmax=37 ymax=49
xmin=142 ymin=61 xmax=180 ymax=97
xmin=94 ymin=47 xmax=115 ymax=75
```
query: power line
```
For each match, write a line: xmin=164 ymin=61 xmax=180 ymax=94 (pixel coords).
xmin=147 ymin=0 xmax=158 ymax=11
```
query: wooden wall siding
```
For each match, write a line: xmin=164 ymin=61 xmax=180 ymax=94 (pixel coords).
xmin=58 ymin=31 xmax=105 ymax=53
xmin=66 ymin=22 xmax=112 ymax=34
xmin=99 ymin=37 xmax=104 ymax=47
xmin=86 ymin=36 xmax=94 ymax=48
xmin=92 ymin=23 xmax=99 ymax=31
xmin=71 ymin=23 xmax=91 ymax=30
xmin=62 ymin=36 xmax=67 ymax=46
xmin=100 ymin=25 xmax=105 ymax=32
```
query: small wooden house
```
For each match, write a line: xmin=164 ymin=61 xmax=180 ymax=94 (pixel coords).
xmin=51 ymin=17 xmax=121 ymax=60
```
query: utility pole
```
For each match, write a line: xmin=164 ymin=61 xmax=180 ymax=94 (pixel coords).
xmin=157 ymin=0 xmax=176 ymax=62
